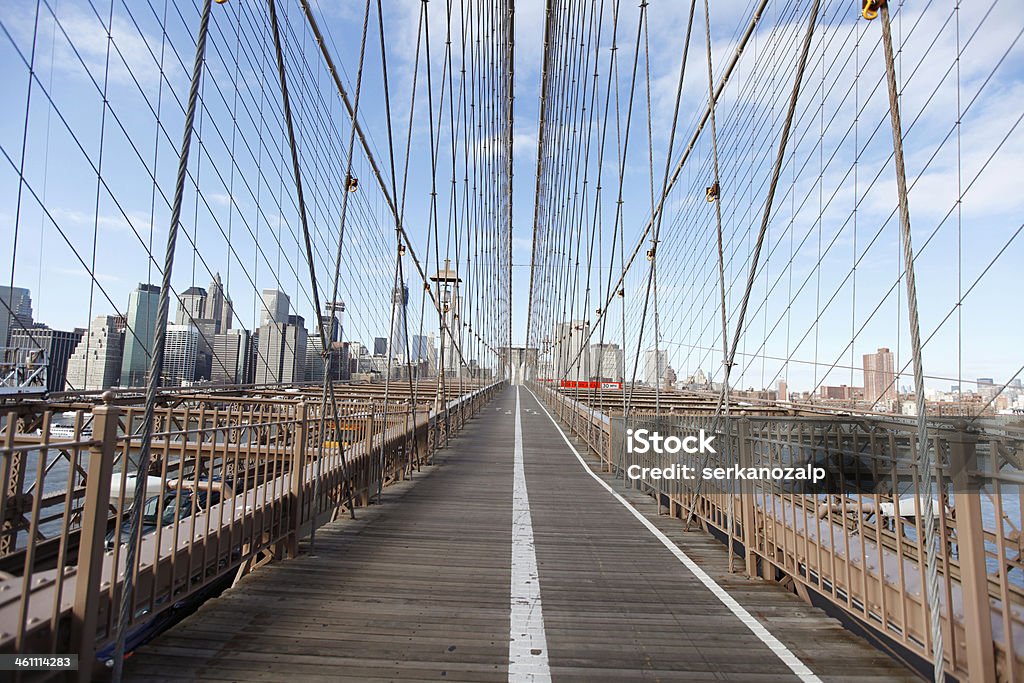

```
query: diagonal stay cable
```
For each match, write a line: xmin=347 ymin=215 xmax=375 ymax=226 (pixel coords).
xmin=683 ymin=0 xmax=821 ymax=532
xmin=111 ymin=1 xmax=216 ymax=680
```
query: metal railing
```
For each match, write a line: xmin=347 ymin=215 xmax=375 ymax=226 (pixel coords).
xmin=537 ymin=383 xmax=1024 ymax=682
xmin=0 ymin=380 xmax=503 ymax=681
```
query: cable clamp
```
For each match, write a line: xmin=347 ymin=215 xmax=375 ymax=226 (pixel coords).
xmin=706 ymin=181 xmax=720 ymax=203
xmin=862 ymin=0 xmax=886 ymax=20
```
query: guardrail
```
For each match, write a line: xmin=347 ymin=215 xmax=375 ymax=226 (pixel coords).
xmin=0 ymin=380 xmax=504 ymax=681
xmin=535 ymin=383 xmax=1024 ymax=682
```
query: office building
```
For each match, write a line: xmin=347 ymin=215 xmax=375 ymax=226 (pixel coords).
xmin=163 ymin=325 xmax=198 ymax=386
xmin=211 ymin=329 xmax=250 ymax=384
xmin=373 ymin=337 xmax=388 ymax=357
xmin=120 ymin=283 xmax=160 ymax=388
xmin=10 ymin=325 xmax=83 ymax=392
xmin=260 ymin=289 xmax=290 ymax=326
xmin=207 ymin=272 xmax=232 ymax=333
xmin=176 ymin=286 xmax=207 ymax=326
xmin=387 ymin=282 xmax=409 ymax=362
xmin=255 ymin=315 xmax=307 ymax=384
xmin=863 ymin=347 xmax=896 ymax=406
xmin=552 ymin=320 xmax=590 ymax=382
xmin=644 ymin=348 xmax=668 ymax=387
xmin=588 ymin=343 xmax=623 ymax=382
xmin=0 ymin=286 xmax=33 ymax=346
xmin=66 ymin=315 xmax=123 ymax=391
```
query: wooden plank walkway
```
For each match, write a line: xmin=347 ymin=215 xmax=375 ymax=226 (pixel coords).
xmin=125 ymin=386 xmax=917 ymax=682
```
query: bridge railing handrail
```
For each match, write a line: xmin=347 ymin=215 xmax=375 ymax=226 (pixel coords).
xmin=532 ymin=381 xmax=1024 ymax=683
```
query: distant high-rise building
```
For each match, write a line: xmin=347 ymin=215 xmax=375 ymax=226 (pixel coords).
xmin=552 ymin=320 xmax=590 ymax=381
xmin=207 ymin=273 xmax=232 ymax=333
xmin=373 ymin=337 xmax=388 ymax=357
xmin=321 ymin=300 xmax=345 ymax=344
xmin=387 ymin=282 xmax=409 ymax=362
xmin=260 ymin=289 xmax=290 ymax=326
xmin=409 ymin=335 xmax=429 ymax=363
xmin=120 ymin=283 xmax=160 ymax=388
xmin=588 ymin=343 xmax=623 ymax=382
xmin=863 ymin=347 xmax=896 ymax=406
xmin=0 ymin=286 xmax=33 ymax=346
xmin=10 ymin=325 xmax=83 ymax=393
xmin=430 ymin=259 xmax=462 ymax=375
xmin=211 ymin=329 xmax=250 ymax=384
xmin=255 ymin=315 xmax=307 ymax=384
xmin=66 ymin=315 xmax=123 ymax=390
xmin=644 ymin=348 xmax=668 ymax=387
xmin=777 ymin=380 xmax=788 ymax=402
xmin=176 ymin=286 xmax=207 ymax=326
xmin=163 ymin=325 xmax=198 ymax=386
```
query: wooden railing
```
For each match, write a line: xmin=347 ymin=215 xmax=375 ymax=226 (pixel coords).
xmin=536 ymin=383 xmax=1024 ymax=682
xmin=0 ymin=380 xmax=504 ymax=681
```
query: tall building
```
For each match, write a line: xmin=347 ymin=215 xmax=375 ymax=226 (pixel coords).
xmin=0 ymin=286 xmax=33 ymax=346
xmin=863 ymin=347 xmax=896 ymax=406
xmin=255 ymin=315 xmax=307 ymax=384
xmin=176 ymin=286 xmax=207 ymax=325
xmin=66 ymin=315 xmax=123 ymax=390
xmin=260 ymin=289 xmax=290 ymax=326
xmin=120 ymin=283 xmax=160 ymax=388
xmin=588 ymin=343 xmax=623 ymax=382
xmin=410 ymin=334 xmax=429 ymax=363
xmin=163 ymin=325 xmax=198 ymax=386
xmin=430 ymin=259 xmax=462 ymax=375
xmin=323 ymin=300 xmax=345 ymax=343
xmin=10 ymin=325 xmax=83 ymax=392
xmin=373 ymin=337 xmax=388 ymax=356
xmin=387 ymin=282 xmax=409 ymax=362
xmin=551 ymin=320 xmax=590 ymax=381
xmin=644 ymin=348 xmax=668 ymax=387
xmin=777 ymin=380 xmax=788 ymax=402
xmin=211 ymin=329 xmax=250 ymax=384
xmin=207 ymin=272 xmax=232 ymax=334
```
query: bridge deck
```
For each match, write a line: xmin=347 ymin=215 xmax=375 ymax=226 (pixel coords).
xmin=124 ymin=387 xmax=914 ymax=682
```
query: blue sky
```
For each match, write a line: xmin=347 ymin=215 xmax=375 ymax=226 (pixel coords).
xmin=0 ymin=0 xmax=1021 ymax=393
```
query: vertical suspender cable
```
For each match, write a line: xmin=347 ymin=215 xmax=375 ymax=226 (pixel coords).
xmin=684 ymin=0 xmax=820 ymax=532
xmin=111 ymin=1 xmax=215 ymax=680
xmin=877 ymin=3 xmax=944 ymax=680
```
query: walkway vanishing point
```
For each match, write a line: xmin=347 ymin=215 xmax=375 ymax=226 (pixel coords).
xmin=122 ymin=386 xmax=915 ymax=682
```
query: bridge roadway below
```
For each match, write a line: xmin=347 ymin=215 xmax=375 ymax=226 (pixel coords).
xmin=125 ymin=386 xmax=915 ymax=682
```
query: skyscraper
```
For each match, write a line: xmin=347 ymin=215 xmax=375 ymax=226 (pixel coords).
xmin=255 ymin=314 xmax=307 ymax=384
xmin=66 ymin=316 xmax=123 ymax=391
xmin=863 ymin=347 xmax=896 ymax=406
xmin=211 ymin=329 xmax=250 ymax=384
xmin=260 ymin=289 xmax=290 ymax=326
xmin=373 ymin=337 xmax=388 ymax=356
xmin=0 ymin=286 xmax=33 ymax=346
xmin=430 ymin=259 xmax=462 ymax=375
xmin=644 ymin=348 xmax=668 ymax=387
xmin=324 ymin=300 xmax=345 ymax=343
xmin=207 ymin=272 xmax=232 ymax=334
xmin=387 ymin=282 xmax=409 ymax=362
xmin=120 ymin=283 xmax=160 ymax=388
xmin=10 ymin=325 xmax=83 ymax=392
xmin=163 ymin=324 xmax=199 ymax=386
xmin=176 ymin=287 xmax=207 ymax=326
xmin=588 ymin=343 xmax=624 ymax=382
xmin=552 ymin=320 xmax=590 ymax=382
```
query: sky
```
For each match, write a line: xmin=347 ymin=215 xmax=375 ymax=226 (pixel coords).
xmin=0 ymin=0 xmax=1021 ymax=394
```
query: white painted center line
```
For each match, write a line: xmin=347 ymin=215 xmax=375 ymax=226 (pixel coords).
xmin=509 ymin=386 xmax=552 ymax=683
xmin=525 ymin=387 xmax=822 ymax=683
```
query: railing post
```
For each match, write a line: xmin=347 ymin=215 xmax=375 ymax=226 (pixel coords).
xmin=287 ymin=401 xmax=307 ymax=558
xmin=363 ymin=413 xmax=374 ymax=506
xmin=72 ymin=402 xmax=119 ymax=683
xmin=737 ymin=418 xmax=758 ymax=578
xmin=948 ymin=428 xmax=995 ymax=681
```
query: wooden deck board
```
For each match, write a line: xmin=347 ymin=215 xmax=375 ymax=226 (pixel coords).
xmin=125 ymin=386 xmax=918 ymax=682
